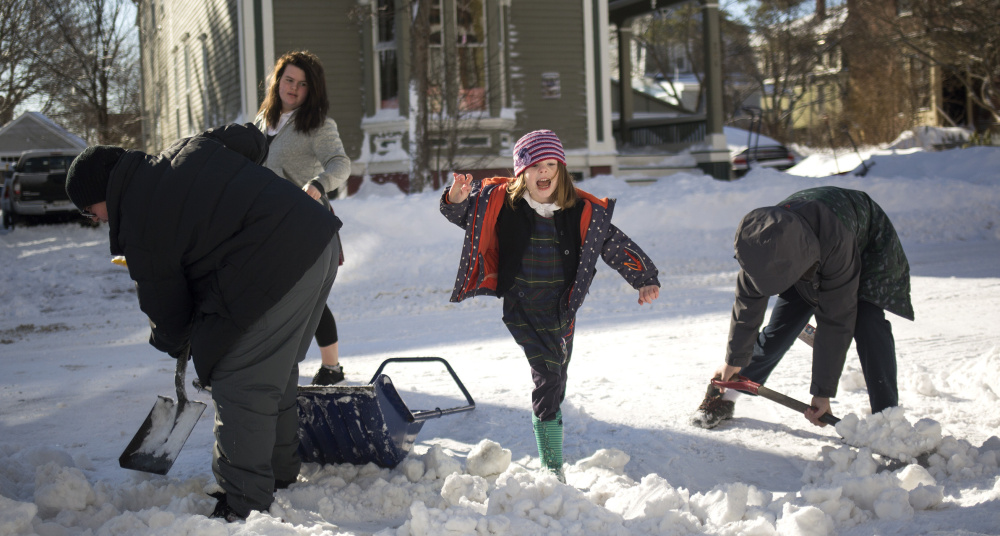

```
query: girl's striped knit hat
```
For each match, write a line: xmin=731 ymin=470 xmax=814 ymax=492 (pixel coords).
xmin=513 ymin=130 xmax=566 ymax=177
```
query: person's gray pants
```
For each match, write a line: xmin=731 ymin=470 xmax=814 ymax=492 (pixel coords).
xmin=210 ymin=237 xmax=338 ymax=517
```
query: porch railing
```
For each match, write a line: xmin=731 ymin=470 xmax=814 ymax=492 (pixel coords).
xmin=613 ymin=116 xmax=707 ymax=151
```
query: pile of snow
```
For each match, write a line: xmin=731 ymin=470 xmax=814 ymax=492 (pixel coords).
xmin=788 ymin=126 xmax=989 ymax=179
xmin=886 ymin=126 xmax=972 ymax=151
xmin=2 ymin=423 xmax=997 ymax=535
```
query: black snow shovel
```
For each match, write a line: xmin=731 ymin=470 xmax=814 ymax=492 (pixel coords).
xmin=119 ymin=348 xmax=207 ymax=474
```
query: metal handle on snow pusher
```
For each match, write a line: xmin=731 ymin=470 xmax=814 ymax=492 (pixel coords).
xmin=369 ymin=357 xmax=476 ymax=422
xmin=712 ymin=375 xmax=840 ymax=426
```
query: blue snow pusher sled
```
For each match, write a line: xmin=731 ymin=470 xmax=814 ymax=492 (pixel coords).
xmin=296 ymin=357 xmax=476 ymax=468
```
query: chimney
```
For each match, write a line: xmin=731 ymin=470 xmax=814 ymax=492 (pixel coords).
xmin=816 ymin=0 xmax=826 ymax=20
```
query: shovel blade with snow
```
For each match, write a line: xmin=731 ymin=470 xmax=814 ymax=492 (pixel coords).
xmin=119 ymin=350 xmax=206 ymax=475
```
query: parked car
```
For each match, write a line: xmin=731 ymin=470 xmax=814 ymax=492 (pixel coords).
xmin=730 ymin=145 xmax=797 ymax=177
xmin=724 ymin=126 xmax=797 ymax=178
xmin=1 ymin=149 xmax=82 ymax=230
xmin=0 ymin=168 xmax=12 ymax=229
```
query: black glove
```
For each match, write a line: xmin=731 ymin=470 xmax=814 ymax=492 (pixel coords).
xmin=169 ymin=343 xmax=191 ymax=360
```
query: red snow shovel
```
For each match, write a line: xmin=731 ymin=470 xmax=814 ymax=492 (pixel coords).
xmin=715 ymin=324 xmax=930 ymax=470
xmin=711 ymin=374 xmax=926 ymax=471
xmin=712 ymin=375 xmax=840 ymax=426
xmin=119 ymin=349 xmax=207 ymax=474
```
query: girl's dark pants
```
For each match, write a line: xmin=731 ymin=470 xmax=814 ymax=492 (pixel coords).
xmin=530 ymin=361 xmax=570 ymax=422
xmin=740 ymin=287 xmax=898 ymax=413
xmin=502 ymin=296 xmax=574 ymax=422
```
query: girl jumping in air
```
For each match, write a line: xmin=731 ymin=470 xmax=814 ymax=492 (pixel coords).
xmin=440 ymin=130 xmax=660 ymax=481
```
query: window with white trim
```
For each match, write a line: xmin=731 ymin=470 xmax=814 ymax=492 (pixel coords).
xmin=428 ymin=0 xmax=444 ymax=113
xmin=363 ymin=0 xmax=509 ymax=125
xmin=427 ymin=0 xmax=488 ymax=114
xmin=376 ymin=0 xmax=399 ymax=110
xmin=455 ymin=0 xmax=487 ymax=112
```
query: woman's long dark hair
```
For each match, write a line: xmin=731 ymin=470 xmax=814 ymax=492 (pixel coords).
xmin=257 ymin=50 xmax=330 ymax=133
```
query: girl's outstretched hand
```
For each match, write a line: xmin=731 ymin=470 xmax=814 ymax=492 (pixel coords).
xmin=448 ymin=173 xmax=474 ymax=204
xmin=638 ymin=285 xmax=659 ymax=305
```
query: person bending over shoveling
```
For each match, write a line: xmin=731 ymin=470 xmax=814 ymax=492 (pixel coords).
xmin=65 ymin=124 xmax=341 ymax=522
xmin=693 ymin=186 xmax=914 ymax=429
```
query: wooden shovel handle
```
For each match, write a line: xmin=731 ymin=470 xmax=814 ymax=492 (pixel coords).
xmin=712 ymin=375 xmax=840 ymax=426
xmin=174 ymin=348 xmax=191 ymax=409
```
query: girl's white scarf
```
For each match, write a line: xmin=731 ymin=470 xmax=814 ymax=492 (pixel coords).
xmin=524 ymin=195 xmax=560 ymax=218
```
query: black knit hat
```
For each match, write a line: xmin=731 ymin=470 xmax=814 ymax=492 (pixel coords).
xmin=65 ymin=146 xmax=126 ymax=210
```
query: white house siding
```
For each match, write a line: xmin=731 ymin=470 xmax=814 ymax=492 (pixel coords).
xmin=138 ymin=0 xmax=242 ymax=153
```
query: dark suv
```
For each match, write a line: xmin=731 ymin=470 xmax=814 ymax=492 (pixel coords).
xmin=1 ymin=149 xmax=82 ymax=229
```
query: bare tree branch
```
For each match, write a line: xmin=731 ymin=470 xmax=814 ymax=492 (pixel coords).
xmin=743 ymin=0 xmax=822 ymax=142
xmin=39 ymin=0 xmax=140 ymax=145
xmin=0 ymin=0 xmax=52 ymax=123
xmin=849 ymin=0 xmax=999 ymax=130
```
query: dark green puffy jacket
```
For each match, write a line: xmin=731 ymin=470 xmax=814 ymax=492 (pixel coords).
xmin=726 ymin=186 xmax=912 ymax=398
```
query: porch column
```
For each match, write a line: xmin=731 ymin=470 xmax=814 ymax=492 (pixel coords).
xmin=694 ymin=0 xmax=731 ymax=180
xmin=617 ymin=24 xmax=633 ymax=144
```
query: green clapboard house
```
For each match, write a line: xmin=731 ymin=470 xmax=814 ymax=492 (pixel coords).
xmin=135 ymin=0 xmax=730 ymax=193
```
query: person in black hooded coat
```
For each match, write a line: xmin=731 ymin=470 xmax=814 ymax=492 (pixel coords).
xmin=694 ymin=186 xmax=913 ymax=430
xmin=65 ymin=123 xmax=342 ymax=521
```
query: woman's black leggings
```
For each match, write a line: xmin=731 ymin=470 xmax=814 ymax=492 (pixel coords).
xmin=314 ymin=305 xmax=338 ymax=346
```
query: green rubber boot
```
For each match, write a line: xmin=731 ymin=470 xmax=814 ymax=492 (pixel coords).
xmin=532 ymin=411 xmax=565 ymax=482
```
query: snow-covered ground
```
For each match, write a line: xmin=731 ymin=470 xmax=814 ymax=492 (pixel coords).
xmin=1 ymin=144 xmax=999 ymax=535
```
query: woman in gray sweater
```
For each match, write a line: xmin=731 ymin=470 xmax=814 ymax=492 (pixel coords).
xmin=254 ymin=50 xmax=351 ymax=385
